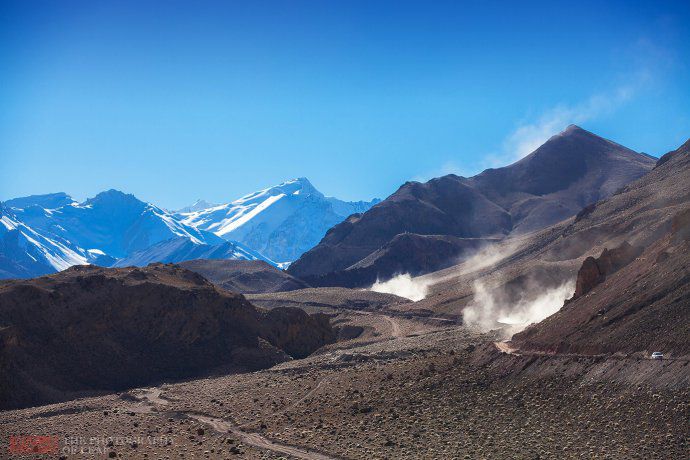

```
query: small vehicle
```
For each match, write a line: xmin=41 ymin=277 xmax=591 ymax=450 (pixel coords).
xmin=651 ymin=352 xmax=664 ymax=360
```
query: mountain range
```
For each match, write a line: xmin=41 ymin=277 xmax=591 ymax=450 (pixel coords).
xmin=2 ymin=125 xmax=688 ymax=436
xmin=0 ymin=180 xmax=378 ymax=279
xmin=0 ymin=126 xmax=666 ymax=283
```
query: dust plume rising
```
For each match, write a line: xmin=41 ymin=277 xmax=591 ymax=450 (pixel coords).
xmin=463 ymin=279 xmax=575 ymax=338
xmin=370 ymin=274 xmax=432 ymax=301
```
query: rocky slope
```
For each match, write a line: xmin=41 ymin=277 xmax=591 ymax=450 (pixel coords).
xmin=2 ymin=325 xmax=686 ymax=459
xmin=0 ymin=264 xmax=334 ymax=410
xmin=289 ymin=126 xmax=654 ymax=287
xmin=179 ymin=259 xmax=310 ymax=294
xmin=511 ymin=141 xmax=690 ymax=356
xmin=568 ymin=241 xmax=643 ymax=301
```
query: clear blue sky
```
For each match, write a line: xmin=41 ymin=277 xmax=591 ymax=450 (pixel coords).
xmin=2 ymin=0 xmax=689 ymax=209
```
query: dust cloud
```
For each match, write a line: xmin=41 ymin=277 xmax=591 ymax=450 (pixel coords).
xmin=370 ymin=274 xmax=432 ymax=301
xmin=463 ymin=279 xmax=575 ymax=338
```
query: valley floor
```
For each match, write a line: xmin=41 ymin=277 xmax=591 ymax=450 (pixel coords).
xmin=1 ymin=310 xmax=688 ymax=459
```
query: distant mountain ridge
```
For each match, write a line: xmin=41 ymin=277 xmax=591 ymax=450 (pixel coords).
xmin=0 ymin=203 xmax=105 ymax=278
xmin=10 ymin=189 xmax=218 ymax=259
xmin=1 ymin=191 xmax=231 ymax=278
xmin=1 ymin=180 xmax=379 ymax=279
xmin=114 ymin=236 xmax=273 ymax=267
xmin=288 ymin=126 xmax=656 ymax=287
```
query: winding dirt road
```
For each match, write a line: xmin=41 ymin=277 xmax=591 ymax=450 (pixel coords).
xmin=134 ymin=383 xmax=338 ymax=460
xmin=190 ymin=414 xmax=337 ymax=460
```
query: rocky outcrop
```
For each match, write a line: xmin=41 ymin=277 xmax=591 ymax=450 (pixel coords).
xmin=260 ymin=308 xmax=334 ymax=358
xmin=0 ymin=264 xmax=335 ymax=410
xmin=570 ymin=242 xmax=643 ymax=300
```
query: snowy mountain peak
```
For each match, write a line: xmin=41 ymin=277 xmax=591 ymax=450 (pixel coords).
xmin=234 ymin=177 xmax=323 ymax=206
xmin=176 ymin=178 xmax=379 ymax=263
xmin=2 ymin=180 xmax=379 ymax=278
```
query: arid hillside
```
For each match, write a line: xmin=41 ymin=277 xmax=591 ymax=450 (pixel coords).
xmin=512 ymin=140 xmax=690 ymax=355
xmin=0 ymin=264 xmax=334 ymax=410
xmin=398 ymin=138 xmax=690 ymax=330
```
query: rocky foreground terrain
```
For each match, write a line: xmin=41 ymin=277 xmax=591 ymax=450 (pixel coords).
xmin=0 ymin=264 xmax=334 ymax=410
xmin=1 ymin=311 xmax=687 ymax=459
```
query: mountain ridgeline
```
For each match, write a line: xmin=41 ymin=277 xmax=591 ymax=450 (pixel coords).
xmin=288 ymin=126 xmax=656 ymax=287
xmin=174 ymin=177 xmax=379 ymax=263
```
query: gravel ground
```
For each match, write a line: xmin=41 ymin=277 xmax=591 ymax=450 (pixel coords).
xmin=1 ymin=323 xmax=688 ymax=459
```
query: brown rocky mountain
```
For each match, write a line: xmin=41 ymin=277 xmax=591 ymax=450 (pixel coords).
xmin=179 ymin=259 xmax=309 ymax=293
xmin=295 ymin=233 xmax=497 ymax=288
xmin=0 ymin=264 xmax=334 ymax=410
xmin=289 ymin=125 xmax=655 ymax=287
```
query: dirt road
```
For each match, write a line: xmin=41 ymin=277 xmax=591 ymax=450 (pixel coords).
xmin=384 ymin=315 xmax=403 ymax=337
xmin=190 ymin=413 xmax=338 ymax=460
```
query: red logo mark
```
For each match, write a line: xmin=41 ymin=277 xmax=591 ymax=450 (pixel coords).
xmin=8 ymin=435 xmax=59 ymax=454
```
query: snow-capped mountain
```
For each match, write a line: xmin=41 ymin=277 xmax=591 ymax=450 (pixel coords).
xmin=0 ymin=203 xmax=113 ymax=278
xmin=5 ymin=192 xmax=77 ymax=210
xmin=1 ymin=182 xmax=377 ymax=278
xmin=1 ymin=190 xmax=270 ymax=279
xmin=175 ymin=178 xmax=380 ymax=263
xmin=113 ymin=236 xmax=273 ymax=267
xmin=10 ymin=190 xmax=221 ymax=259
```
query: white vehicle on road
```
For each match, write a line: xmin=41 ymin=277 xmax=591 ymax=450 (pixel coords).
xmin=651 ymin=352 xmax=664 ymax=360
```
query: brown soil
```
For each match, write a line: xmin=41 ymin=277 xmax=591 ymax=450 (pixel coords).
xmin=2 ymin=321 xmax=686 ymax=459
